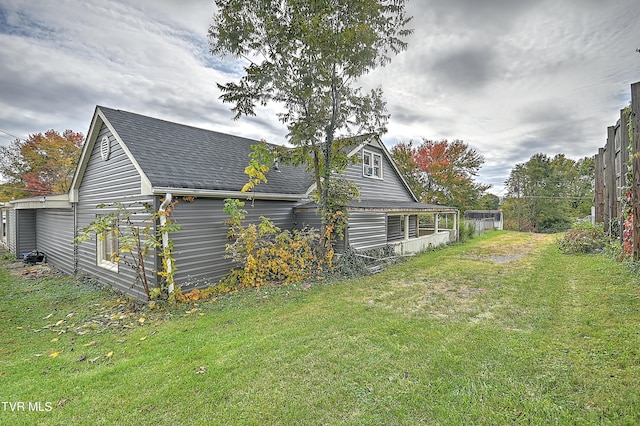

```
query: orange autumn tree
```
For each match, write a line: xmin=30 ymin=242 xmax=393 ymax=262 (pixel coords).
xmin=0 ymin=129 xmax=83 ymax=200
xmin=391 ymin=139 xmax=490 ymax=209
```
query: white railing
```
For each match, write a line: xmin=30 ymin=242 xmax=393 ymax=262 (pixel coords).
xmin=390 ymin=231 xmax=452 ymax=255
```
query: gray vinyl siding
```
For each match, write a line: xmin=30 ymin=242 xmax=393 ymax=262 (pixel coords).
xmin=76 ymin=124 xmax=155 ymax=300
xmin=343 ymin=146 xmax=414 ymax=202
xmin=387 ymin=214 xmax=418 ymax=242
xmin=294 ymin=208 xmax=322 ymax=230
xmin=387 ymin=215 xmax=402 ymax=242
xmin=293 ymin=207 xmax=347 ymax=252
xmin=15 ymin=209 xmax=36 ymax=257
xmin=347 ymin=211 xmax=387 ymax=251
xmin=36 ymin=209 xmax=75 ymax=274
xmin=410 ymin=215 xmax=418 ymax=238
xmin=170 ymin=198 xmax=296 ymax=290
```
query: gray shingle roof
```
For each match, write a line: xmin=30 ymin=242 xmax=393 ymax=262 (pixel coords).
xmin=294 ymin=199 xmax=457 ymax=212
xmin=99 ymin=106 xmax=314 ymax=194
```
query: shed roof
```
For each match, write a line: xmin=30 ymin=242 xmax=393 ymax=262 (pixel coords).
xmin=94 ymin=107 xmax=315 ymax=196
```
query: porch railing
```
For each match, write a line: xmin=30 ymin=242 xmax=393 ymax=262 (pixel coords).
xmin=390 ymin=231 xmax=452 ymax=255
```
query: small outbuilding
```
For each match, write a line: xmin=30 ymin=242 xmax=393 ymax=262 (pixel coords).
xmin=463 ymin=210 xmax=504 ymax=231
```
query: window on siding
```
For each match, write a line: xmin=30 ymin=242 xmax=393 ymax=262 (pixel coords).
xmin=363 ymin=150 xmax=383 ymax=179
xmin=96 ymin=219 xmax=119 ymax=272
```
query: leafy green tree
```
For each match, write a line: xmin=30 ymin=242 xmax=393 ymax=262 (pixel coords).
xmin=391 ymin=139 xmax=491 ymax=209
xmin=478 ymin=193 xmax=500 ymax=210
xmin=0 ymin=130 xmax=83 ymax=200
xmin=503 ymin=153 xmax=594 ymax=232
xmin=209 ymin=0 xmax=412 ymax=256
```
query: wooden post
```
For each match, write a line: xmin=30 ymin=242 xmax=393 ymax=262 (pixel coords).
xmin=609 ymin=126 xmax=619 ymax=222
xmin=605 ymin=126 xmax=616 ymax=232
xmin=631 ymin=82 xmax=640 ymax=259
xmin=453 ymin=211 xmax=458 ymax=241
xmin=621 ymin=108 xmax=631 ymax=192
xmin=403 ymin=215 xmax=409 ymax=240
xmin=595 ymin=148 xmax=605 ymax=223
xmin=620 ymin=108 xmax=631 ymax=242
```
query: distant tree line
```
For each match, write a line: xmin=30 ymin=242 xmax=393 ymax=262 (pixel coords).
xmin=502 ymin=153 xmax=595 ymax=233
xmin=0 ymin=130 xmax=83 ymax=201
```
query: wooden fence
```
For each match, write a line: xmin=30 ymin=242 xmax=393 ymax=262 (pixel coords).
xmin=594 ymin=81 xmax=640 ymax=256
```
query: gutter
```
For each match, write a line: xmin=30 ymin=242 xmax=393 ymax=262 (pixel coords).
xmin=158 ymin=193 xmax=174 ymax=295
xmin=152 ymin=187 xmax=306 ymax=201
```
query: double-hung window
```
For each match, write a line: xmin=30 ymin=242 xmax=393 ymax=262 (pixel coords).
xmin=363 ymin=150 xmax=383 ymax=179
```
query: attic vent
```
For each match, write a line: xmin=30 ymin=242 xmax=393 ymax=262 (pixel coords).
xmin=100 ymin=136 xmax=111 ymax=161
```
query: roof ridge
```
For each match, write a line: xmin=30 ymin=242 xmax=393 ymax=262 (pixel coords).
xmin=97 ymin=105 xmax=279 ymax=147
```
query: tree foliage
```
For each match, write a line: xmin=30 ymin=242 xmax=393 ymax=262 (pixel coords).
xmin=75 ymin=200 xmax=182 ymax=301
xmin=223 ymin=198 xmax=323 ymax=288
xmin=0 ymin=130 xmax=83 ymax=200
xmin=502 ymin=153 xmax=594 ymax=233
xmin=391 ymin=139 xmax=491 ymax=209
xmin=209 ymin=0 xmax=412 ymax=254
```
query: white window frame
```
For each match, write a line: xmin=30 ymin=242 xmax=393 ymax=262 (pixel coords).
xmin=96 ymin=221 xmax=119 ymax=272
xmin=363 ymin=149 xmax=383 ymax=179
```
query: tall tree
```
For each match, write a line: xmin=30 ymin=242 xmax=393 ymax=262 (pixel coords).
xmin=0 ymin=129 xmax=84 ymax=200
xmin=391 ymin=139 xmax=491 ymax=209
xmin=209 ymin=0 xmax=412 ymax=254
xmin=503 ymin=153 xmax=594 ymax=232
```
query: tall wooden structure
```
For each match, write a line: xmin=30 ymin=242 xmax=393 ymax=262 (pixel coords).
xmin=631 ymin=83 xmax=640 ymax=259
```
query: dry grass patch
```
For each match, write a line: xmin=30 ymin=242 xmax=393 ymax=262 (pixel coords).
xmin=460 ymin=232 xmax=552 ymax=264
xmin=357 ymin=232 xmax=551 ymax=322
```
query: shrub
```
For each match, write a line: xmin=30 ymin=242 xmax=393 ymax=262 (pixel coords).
xmin=224 ymin=199 xmax=323 ymax=288
xmin=333 ymin=245 xmax=403 ymax=278
xmin=557 ymin=222 xmax=609 ymax=254
xmin=458 ymin=221 xmax=476 ymax=243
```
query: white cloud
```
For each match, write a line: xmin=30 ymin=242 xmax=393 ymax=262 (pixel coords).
xmin=0 ymin=0 xmax=639 ymax=194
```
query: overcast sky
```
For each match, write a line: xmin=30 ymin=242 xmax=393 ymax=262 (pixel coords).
xmin=1 ymin=0 xmax=639 ymax=195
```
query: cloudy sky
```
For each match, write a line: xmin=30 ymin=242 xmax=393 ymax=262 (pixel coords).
xmin=1 ymin=0 xmax=639 ymax=194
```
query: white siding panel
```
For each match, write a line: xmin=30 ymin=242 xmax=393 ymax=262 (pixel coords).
xmin=7 ymin=209 xmax=16 ymax=256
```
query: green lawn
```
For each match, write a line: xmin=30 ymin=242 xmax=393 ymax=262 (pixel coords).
xmin=1 ymin=231 xmax=639 ymax=425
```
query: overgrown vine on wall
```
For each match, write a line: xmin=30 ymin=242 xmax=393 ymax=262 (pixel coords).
xmin=223 ymin=142 xmax=359 ymax=281
xmin=75 ymin=199 xmax=182 ymax=301
xmin=313 ymin=176 xmax=359 ymax=269
xmin=223 ymin=198 xmax=322 ymax=287
xmin=622 ymin=105 xmax=634 ymax=256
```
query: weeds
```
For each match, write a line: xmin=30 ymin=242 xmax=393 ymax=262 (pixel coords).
xmin=557 ymin=222 xmax=609 ymax=254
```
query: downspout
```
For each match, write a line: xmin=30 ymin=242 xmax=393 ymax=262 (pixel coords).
xmin=159 ymin=193 xmax=174 ymax=295
xmin=73 ymin=202 xmax=78 ymax=275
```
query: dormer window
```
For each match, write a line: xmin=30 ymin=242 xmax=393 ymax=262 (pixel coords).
xmin=363 ymin=150 xmax=383 ymax=179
